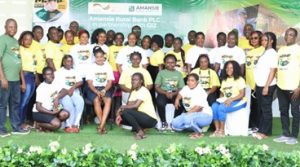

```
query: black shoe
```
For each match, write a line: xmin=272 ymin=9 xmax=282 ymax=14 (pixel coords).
xmin=12 ymin=129 xmax=30 ymax=135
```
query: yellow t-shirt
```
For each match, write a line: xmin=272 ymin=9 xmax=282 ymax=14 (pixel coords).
xmin=20 ymin=46 xmax=37 ymax=72
xmin=191 ymin=68 xmax=220 ymax=89
xmin=245 ymin=46 xmax=265 ymax=90
xmin=128 ymin=86 xmax=157 ymax=120
xmin=45 ymin=41 xmax=64 ymax=70
xmin=149 ymin=49 xmax=164 ymax=67
xmin=31 ymin=40 xmax=46 ymax=74
xmin=108 ymin=45 xmax=123 ymax=71
xmin=238 ymin=36 xmax=253 ymax=53
xmin=221 ymin=77 xmax=246 ymax=100
xmin=182 ymin=43 xmax=194 ymax=57
xmin=167 ymin=50 xmax=186 ymax=77
xmin=61 ymin=36 xmax=79 ymax=45
xmin=61 ymin=44 xmax=74 ymax=55
xmin=119 ymin=67 xmax=153 ymax=89
xmin=277 ymin=44 xmax=300 ymax=90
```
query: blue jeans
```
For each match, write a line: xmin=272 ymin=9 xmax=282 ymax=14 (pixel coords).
xmin=19 ymin=72 xmax=35 ymax=123
xmin=60 ymin=92 xmax=84 ymax=127
xmin=172 ymin=112 xmax=213 ymax=133
xmin=0 ymin=81 xmax=21 ymax=132
xmin=212 ymin=100 xmax=247 ymax=122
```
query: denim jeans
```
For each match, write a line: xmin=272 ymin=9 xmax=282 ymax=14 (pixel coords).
xmin=277 ymin=87 xmax=300 ymax=138
xmin=19 ymin=72 xmax=36 ymax=123
xmin=212 ymin=100 xmax=247 ymax=122
xmin=172 ymin=112 xmax=213 ymax=133
xmin=0 ymin=81 xmax=22 ymax=132
xmin=60 ymin=91 xmax=84 ymax=127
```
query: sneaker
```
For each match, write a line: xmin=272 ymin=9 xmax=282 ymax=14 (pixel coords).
xmin=11 ymin=129 xmax=30 ymax=135
xmin=0 ymin=131 xmax=11 ymax=138
xmin=160 ymin=122 xmax=168 ymax=131
xmin=252 ymin=127 xmax=259 ymax=133
xmin=285 ymin=137 xmax=298 ymax=145
xmin=273 ymin=136 xmax=290 ymax=143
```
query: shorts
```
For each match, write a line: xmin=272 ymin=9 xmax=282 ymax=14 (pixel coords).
xmin=86 ymin=86 xmax=113 ymax=102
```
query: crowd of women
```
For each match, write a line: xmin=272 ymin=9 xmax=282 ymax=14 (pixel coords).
xmin=0 ymin=18 xmax=299 ymax=143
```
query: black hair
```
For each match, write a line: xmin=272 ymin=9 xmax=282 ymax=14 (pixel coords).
xmin=196 ymin=54 xmax=211 ymax=68
xmin=196 ymin=32 xmax=205 ymax=39
xmin=132 ymin=25 xmax=141 ymax=31
xmin=187 ymin=73 xmax=199 ymax=82
xmin=287 ymin=27 xmax=298 ymax=37
xmin=164 ymin=54 xmax=177 ymax=63
xmin=91 ymin=28 xmax=106 ymax=44
xmin=132 ymin=72 xmax=145 ymax=87
xmin=222 ymin=60 xmax=241 ymax=80
xmin=42 ymin=66 xmax=53 ymax=75
xmin=174 ymin=37 xmax=185 ymax=64
xmin=151 ymin=34 xmax=164 ymax=48
xmin=249 ymin=30 xmax=262 ymax=46
xmin=47 ymin=26 xmax=57 ymax=41
xmin=107 ymin=29 xmax=115 ymax=34
xmin=93 ymin=46 xmax=106 ymax=56
xmin=32 ymin=25 xmax=43 ymax=33
xmin=61 ymin=54 xmax=73 ymax=67
xmin=114 ymin=32 xmax=124 ymax=41
xmin=165 ymin=33 xmax=175 ymax=39
xmin=217 ymin=32 xmax=226 ymax=39
xmin=188 ymin=30 xmax=196 ymax=35
xmin=130 ymin=51 xmax=142 ymax=60
xmin=57 ymin=26 xmax=64 ymax=34
xmin=263 ymin=32 xmax=277 ymax=50
xmin=18 ymin=31 xmax=34 ymax=46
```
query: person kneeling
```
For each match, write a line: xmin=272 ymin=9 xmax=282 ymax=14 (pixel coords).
xmin=116 ymin=73 xmax=158 ymax=140
xmin=33 ymin=67 xmax=70 ymax=132
xmin=172 ymin=74 xmax=213 ymax=139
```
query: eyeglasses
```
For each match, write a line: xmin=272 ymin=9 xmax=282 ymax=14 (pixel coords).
xmin=250 ymin=37 xmax=259 ymax=40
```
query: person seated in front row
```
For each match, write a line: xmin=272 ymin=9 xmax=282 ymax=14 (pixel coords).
xmin=116 ymin=73 xmax=158 ymax=140
xmin=211 ymin=60 xmax=247 ymax=137
xmin=119 ymin=51 xmax=153 ymax=105
xmin=86 ymin=46 xmax=115 ymax=134
xmin=33 ymin=67 xmax=70 ymax=132
xmin=172 ymin=73 xmax=213 ymax=139
xmin=53 ymin=55 xmax=84 ymax=133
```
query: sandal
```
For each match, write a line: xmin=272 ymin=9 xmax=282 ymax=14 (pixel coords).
xmin=190 ymin=133 xmax=204 ymax=139
xmin=253 ymin=133 xmax=268 ymax=140
xmin=209 ymin=131 xmax=219 ymax=137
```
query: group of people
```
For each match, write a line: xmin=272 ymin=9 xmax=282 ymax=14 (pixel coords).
xmin=0 ymin=18 xmax=299 ymax=143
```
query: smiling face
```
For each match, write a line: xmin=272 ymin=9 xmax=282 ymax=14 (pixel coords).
xmin=5 ymin=20 xmax=17 ymax=37
xmin=44 ymin=69 xmax=55 ymax=84
xmin=165 ymin=36 xmax=173 ymax=47
xmin=49 ymin=28 xmax=59 ymax=43
xmin=33 ymin=27 xmax=43 ymax=41
xmin=195 ymin=34 xmax=205 ymax=47
xmin=187 ymin=76 xmax=198 ymax=89
xmin=79 ymin=32 xmax=89 ymax=45
xmin=63 ymin=57 xmax=73 ymax=70
xmin=142 ymin=37 xmax=151 ymax=50
xmin=173 ymin=39 xmax=182 ymax=51
xmin=22 ymin=34 xmax=33 ymax=48
xmin=97 ymin=32 xmax=107 ymax=45
xmin=225 ymin=63 xmax=234 ymax=77
xmin=131 ymin=74 xmax=142 ymax=89
xmin=128 ymin=34 xmax=137 ymax=46
xmin=227 ymin=34 xmax=236 ymax=48
xmin=94 ymin=52 xmax=106 ymax=65
xmin=130 ymin=54 xmax=141 ymax=67
xmin=284 ymin=29 xmax=297 ymax=46
xmin=250 ymin=32 xmax=260 ymax=48
xmin=199 ymin=56 xmax=209 ymax=69
xmin=165 ymin=57 xmax=176 ymax=70
xmin=217 ymin=34 xmax=226 ymax=47
xmin=65 ymin=31 xmax=74 ymax=45
xmin=114 ymin=34 xmax=124 ymax=46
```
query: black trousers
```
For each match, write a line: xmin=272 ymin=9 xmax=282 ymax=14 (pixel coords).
xmin=121 ymin=109 xmax=157 ymax=132
xmin=156 ymin=93 xmax=182 ymax=123
xmin=147 ymin=65 xmax=159 ymax=107
xmin=256 ymin=85 xmax=276 ymax=135
xmin=249 ymin=90 xmax=260 ymax=129
xmin=277 ymin=87 xmax=300 ymax=138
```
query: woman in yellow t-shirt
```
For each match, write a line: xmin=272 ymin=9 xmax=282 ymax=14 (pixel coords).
xmin=116 ymin=72 xmax=157 ymax=140
xmin=211 ymin=60 xmax=247 ymax=137
xmin=167 ymin=37 xmax=187 ymax=78
xmin=191 ymin=54 xmax=220 ymax=105
xmin=32 ymin=25 xmax=46 ymax=83
xmin=61 ymin=30 xmax=75 ymax=55
xmin=246 ymin=31 xmax=264 ymax=132
xmin=19 ymin=31 xmax=41 ymax=126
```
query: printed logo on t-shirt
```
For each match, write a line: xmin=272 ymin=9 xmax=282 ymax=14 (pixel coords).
xmin=199 ymin=75 xmax=210 ymax=89
xmin=165 ymin=78 xmax=178 ymax=91
xmin=113 ymin=51 xmax=119 ymax=59
xmin=246 ymin=56 xmax=252 ymax=66
xmin=65 ymin=76 xmax=76 ymax=86
xmin=183 ymin=97 xmax=191 ymax=111
xmin=78 ymin=50 xmax=90 ymax=61
xmin=278 ymin=54 xmax=291 ymax=69
xmin=50 ymin=90 xmax=63 ymax=110
xmin=126 ymin=54 xmax=132 ymax=65
xmin=95 ymin=72 xmax=107 ymax=83
xmin=11 ymin=47 xmax=20 ymax=58
xmin=221 ymin=55 xmax=233 ymax=64
xmin=223 ymin=86 xmax=233 ymax=98
xmin=41 ymin=49 xmax=46 ymax=59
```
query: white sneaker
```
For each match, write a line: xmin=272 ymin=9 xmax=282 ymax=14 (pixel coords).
xmin=273 ymin=136 xmax=290 ymax=143
xmin=285 ymin=137 xmax=298 ymax=145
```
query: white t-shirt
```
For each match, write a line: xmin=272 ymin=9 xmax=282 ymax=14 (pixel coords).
xmin=254 ymin=48 xmax=277 ymax=87
xmin=86 ymin=63 xmax=115 ymax=87
xmin=70 ymin=44 xmax=94 ymax=78
xmin=116 ymin=45 xmax=148 ymax=71
xmin=215 ymin=46 xmax=246 ymax=69
xmin=209 ymin=47 xmax=221 ymax=65
xmin=162 ymin=46 xmax=173 ymax=54
xmin=54 ymin=67 xmax=82 ymax=93
xmin=186 ymin=45 xmax=209 ymax=68
xmin=33 ymin=82 xmax=62 ymax=112
xmin=144 ymin=48 xmax=153 ymax=58
xmin=179 ymin=85 xmax=212 ymax=115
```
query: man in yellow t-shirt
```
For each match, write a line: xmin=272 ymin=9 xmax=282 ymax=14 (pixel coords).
xmin=238 ymin=24 xmax=254 ymax=53
xmin=61 ymin=21 xmax=80 ymax=45
xmin=45 ymin=27 xmax=64 ymax=71
xmin=182 ymin=30 xmax=196 ymax=55
xmin=274 ymin=28 xmax=300 ymax=145
xmin=61 ymin=30 xmax=75 ymax=55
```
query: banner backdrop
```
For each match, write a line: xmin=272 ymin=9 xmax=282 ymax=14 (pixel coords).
xmin=33 ymin=0 xmax=300 ymax=46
